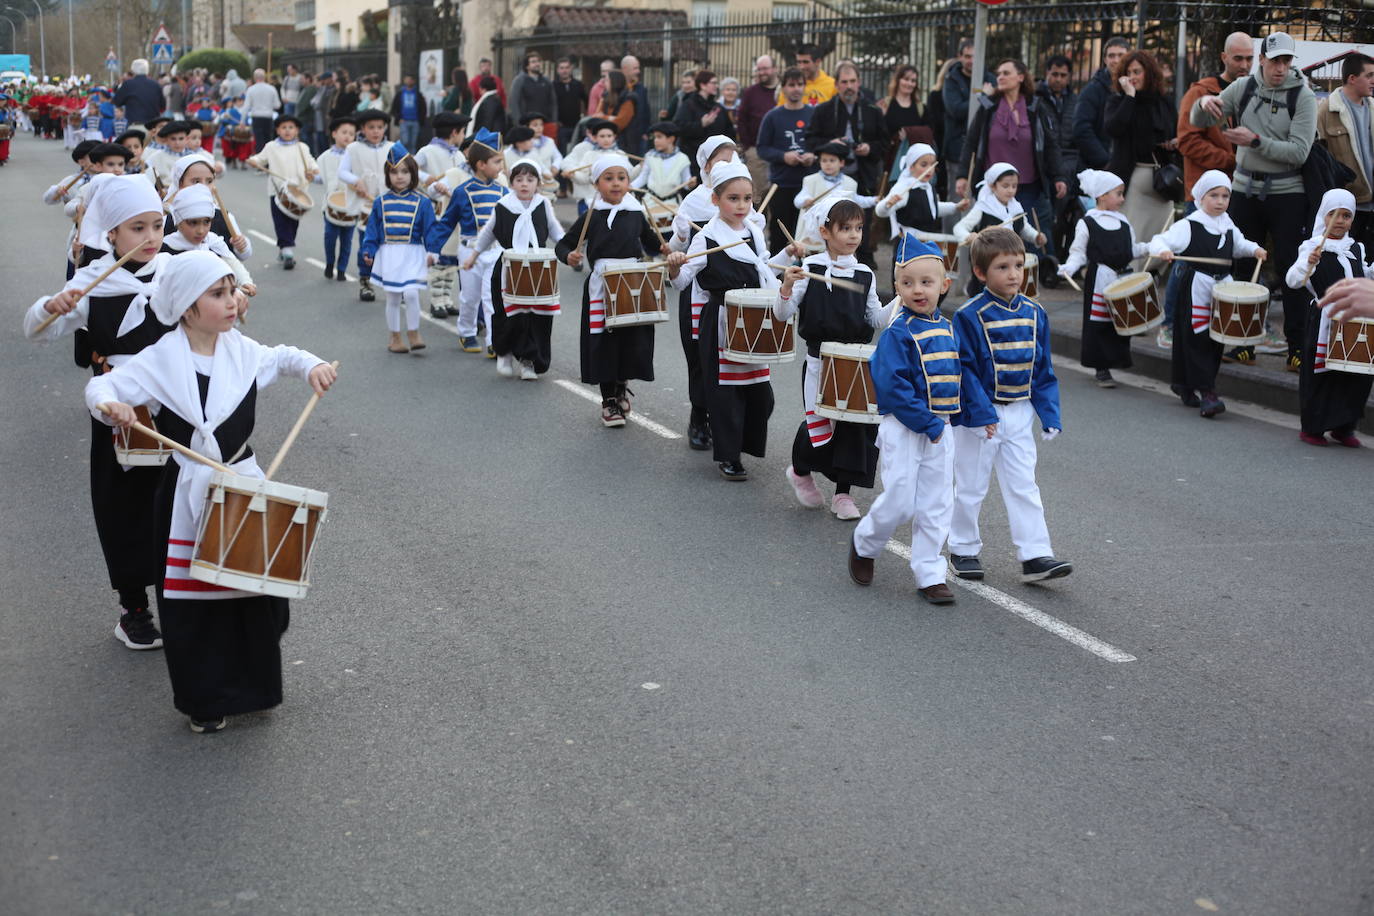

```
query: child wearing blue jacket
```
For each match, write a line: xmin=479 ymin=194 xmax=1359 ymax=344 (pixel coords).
xmin=361 ymin=154 xmax=442 ymax=354
xmin=848 ymin=234 xmax=997 ymax=605
xmin=947 ymin=227 xmax=1072 ymax=584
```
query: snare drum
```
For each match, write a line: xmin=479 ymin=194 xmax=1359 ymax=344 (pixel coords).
xmin=502 ymin=247 xmax=560 ymax=314
xmin=1021 ymin=253 xmax=1039 ymax=300
xmin=602 ymin=264 xmax=669 ymax=328
xmin=1103 ymin=271 xmax=1164 ymax=336
xmin=1326 ymin=318 xmax=1374 ymax=375
xmin=112 ymin=405 xmax=170 ymax=467
xmin=1209 ymin=281 xmax=1268 ymax=346
xmin=816 ymin=342 xmax=880 ymax=423
xmin=645 ymin=199 xmax=676 ymax=231
xmin=231 ymin=125 xmax=254 ymax=143
xmin=0 ymin=124 xmax=12 ymax=141
xmin=722 ymin=289 xmax=795 ymax=362
xmin=274 ymin=183 xmax=314 ymax=219
xmin=324 ymin=189 xmax=354 ymax=225
xmin=190 ymin=471 xmax=329 ymax=600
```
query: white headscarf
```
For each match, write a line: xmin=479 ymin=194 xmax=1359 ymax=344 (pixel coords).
xmin=709 ymin=160 xmax=752 ymax=190
xmin=1190 ymin=169 xmax=1230 ymax=203
xmin=885 ymin=144 xmax=939 ymax=238
xmin=78 ymin=173 xmax=164 ymax=252
xmin=1077 ymin=169 xmax=1123 ymax=201
xmin=589 ymin=154 xmax=644 ymax=228
xmin=149 ymin=250 xmax=233 ymax=326
xmin=166 ymin=151 xmax=216 ymax=200
xmin=976 ymin=161 xmax=1022 ymax=221
xmin=695 ymin=134 xmax=737 ymax=173
xmin=1295 ymin=188 xmax=1359 ymax=265
xmin=169 ymin=183 xmax=215 ymax=224
xmin=497 ymin=161 xmax=557 ymax=252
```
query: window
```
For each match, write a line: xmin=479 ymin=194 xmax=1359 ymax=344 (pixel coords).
xmin=325 ymin=23 xmax=341 ymax=50
xmin=772 ymin=2 xmax=807 ymax=21
xmin=692 ymin=0 xmax=727 ymax=29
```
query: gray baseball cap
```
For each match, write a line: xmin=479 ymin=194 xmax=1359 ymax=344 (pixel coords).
xmin=1262 ymin=32 xmax=1297 ymax=59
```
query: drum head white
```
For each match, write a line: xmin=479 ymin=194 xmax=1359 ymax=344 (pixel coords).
xmin=724 ymin=289 xmax=778 ymax=307
xmin=819 ymin=341 xmax=876 ymax=360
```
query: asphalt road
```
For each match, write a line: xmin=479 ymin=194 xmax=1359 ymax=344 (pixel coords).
xmin=2 ymin=133 xmax=1372 ymax=915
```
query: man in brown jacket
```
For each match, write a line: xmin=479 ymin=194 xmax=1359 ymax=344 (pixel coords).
xmin=1317 ymin=52 xmax=1374 ymax=250
xmin=1158 ymin=32 xmax=1253 ymax=349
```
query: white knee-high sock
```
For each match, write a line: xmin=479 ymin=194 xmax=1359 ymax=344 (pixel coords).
xmin=385 ymin=290 xmax=403 ymax=332
xmin=403 ymin=287 xmax=421 ymax=331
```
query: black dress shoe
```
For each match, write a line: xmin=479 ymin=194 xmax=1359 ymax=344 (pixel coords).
xmin=336 ymin=271 xmax=348 ymax=282
xmin=1021 ymin=556 xmax=1073 ymax=582
xmin=687 ymin=423 xmax=711 ymax=451
xmin=323 ymin=265 xmax=334 ymax=279
xmin=430 ymin=305 xmax=447 ymax=319
xmin=1170 ymin=384 xmax=1200 ymax=408
xmin=282 ymin=256 xmax=295 ymax=270
xmin=848 ymin=539 xmax=874 ymax=586
xmin=717 ymin=460 xmax=748 ymax=481
xmin=1199 ymin=391 xmax=1225 ymax=418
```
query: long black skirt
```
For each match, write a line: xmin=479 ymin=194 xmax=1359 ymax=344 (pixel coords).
xmin=1171 ymin=293 xmax=1221 ymax=393
xmin=791 ymin=418 xmax=878 ymax=489
xmin=698 ymin=297 xmax=773 ymax=462
xmin=1300 ymin=304 xmax=1373 ymax=436
xmin=154 ymin=462 xmax=289 ymax=720
xmin=489 ymin=267 xmax=554 ymax=373
xmin=579 ymin=276 xmax=655 ymax=385
xmin=89 ymin=415 xmax=163 ymax=593
xmin=1080 ymin=267 xmax=1132 ymax=370
xmin=678 ymin=287 xmax=707 ymax=427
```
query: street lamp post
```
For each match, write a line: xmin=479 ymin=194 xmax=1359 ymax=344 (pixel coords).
xmin=0 ymin=15 xmax=17 ymax=53
xmin=15 ymin=0 xmax=44 ymax=81
xmin=66 ymin=0 xmax=72 ymax=77
xmin=0 ymin=10 xmax=25 ymax=53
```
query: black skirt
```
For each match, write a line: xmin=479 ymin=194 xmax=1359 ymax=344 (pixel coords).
xmin=1300 ymin=303 xmax=1373 ymax=436
xmin=88 ymin=415 xmax=163 ymax=592
xmin=1080 ymin=265 xmax=1133 ymax=370
xmin=489 ymin=267 xmax=554 ymax=373
xmin=578 ymin=275 xmax=656 ymax=385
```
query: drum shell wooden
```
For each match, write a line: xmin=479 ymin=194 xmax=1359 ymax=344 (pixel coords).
xmin=1209 ymin=281 xmax=1268 ymax=345
xmin=1326 ymin=318 xmax=1374 ymax=375
xmin=816 ymin=342 xmax=880 ymax=423
xmin=190 ymin=472 xmax=328 ymax=599
xmin=231 ymin=125 xmax=254 ymax=143
xmin=603 ymin=265 xmax=669 ymax=328
xmin=1021 ymin=253 xmax=1039 ymax=300
xmin=1104 ymin=271 xmax=1164 ymax=336
xmin=275 ymin=185 xmax=314 ymax=218
xmin=722 ymin=291 xmax=795 ymax=363
xmin=502 ymin=248 xmax=560 ymax=306
xmin=324 ymin=189 xmax=356 ymax=225
xmin=113 ymin=405 xmax=170 ymax=467
xmin=0 ymin=124 xmax=13 ymax=141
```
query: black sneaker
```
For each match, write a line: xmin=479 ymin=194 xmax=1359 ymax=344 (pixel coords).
xmin=430 ymin=305 xmax=447 ymax=319
xmin=445 ymin=305 xmax=459 ymax=317
xmin=114 ymin=609 xmax=163 ymax=650
xmin=189 ymin=717 xmax=226 ymax=733
xmin=1199 ymin=390 xmax=1226 ymax=419
xmin=1094 ymin=369 xmax=1116 ymax=388
xmin=1170 ymin=384 xmax=1200 ymax=408
xmin=336 ymin=271 xmax=348 ymax=283
xmin=687 ymin=422 xmax=711 ymax=451
xmin=282 ymin=256 xmax=295 ymax=271
xmin=323 ymin=265 xmax=334 ymax=279
xmin=948 ymin=554 xmax=984 ymax=580
xmin=1021 ymin=556 xmax=1073 ymax=582
xmin=601 ymin=398 xmax=626 ymax=428
xmin=359 ymin=281 xmax=376 ymax=302
xmin=717 ymin=460 xmax=748 ymax=481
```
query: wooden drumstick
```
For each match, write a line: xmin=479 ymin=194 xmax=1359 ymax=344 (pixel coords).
xmin=209 ymin=184 xmax=241 ymax=240
xmin=958 ymin=212 xmax=1026 ymax=247
xmin=1249 ymin=255 xmax=1264 ymax=285
xmin=1301 ymin=235 xmax=1330 ymax=286
xmin=574 ymin=194 xmax=598 ymax=252
xmin=1142 ymin=211 xmax=1176 ymax=273
xmin=663 ymin=176 xmax=697 ymax=197
xmin=265 ymin=361 xmax=340 ymax=480
xmin=97 ymin=404 xmax=233 ymax=474
xmin=1062 ymin=273 xmax=1082 ymax=292
xmin=57 ymin=170 xmax=85 ymax=197
xmin=786 ymin=268 xmax=865 ymax=293
xmin=34 ymin=248 xmax=140 ymax=334
xmin=776 ymin=219 xmax=801 ymax=256
xmin=1172 ymin=255 xmax=1233 ymax=267
xmin=565 ymin=162 xmax=595 ymax=174
xmin=685 ymin=238 xmax=749 ymax=260
xmin=758 ymin=183 xmax=778 ymax=214
xmin=804 ymin=182 xmax=839 ymax=211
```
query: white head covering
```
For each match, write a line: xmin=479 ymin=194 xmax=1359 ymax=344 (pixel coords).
xmin=149 ymin=250 xmax=233 ymax=326
xmin=884 ymin=143 xmax=941 ymax=239
xmin=899 ymin=143 xmax=936 ymax=176
xmin=507 ymin=156 xmax=542 ymax=180
xmin=169 ymin=183 xmax=215 ymax=224
xmin=167 ymin=151 xmax=216 ymax=198
xmin=1312 ymin=188 xmax=1357 ymax=240
xmin=1191 ymin=169 xmax=1231 ymax=202
xmin=696 ymin=134 xmax=737 ymax=173
xmin=78 ymin=173 xmax=164 ymax=252
xmin=975 ymin=161 xmax=1022 ymax=220
xmin=589 ymin=154 xmax=644 ymax=227
xmin=709 ymin=160 xmax=752 ymax=190
xmin=1077 ymin=168 xmax=1124 ymax=201
xmin=497 ymin=160 xmax=556 ymax=251
xmin=590 ymin=153 xmax=632 ymax=184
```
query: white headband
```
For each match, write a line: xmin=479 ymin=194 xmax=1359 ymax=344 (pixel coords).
xmin=591 ymin=153 xmax=632 ymax=183
xmin=169 ymin=183 xmax=215 ymax=224
xmin=149 ymin=250 xmax=234 ymax=326
xmin=709 ymin=160 xmax=753 ymax=190
xmin=78 ymin=173 xmax=164 ymax=252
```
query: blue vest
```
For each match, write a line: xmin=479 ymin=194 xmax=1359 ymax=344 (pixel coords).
xmin=457 ymin=178 xmax=503 ymax=237
xmin=971 ymin=294 xmax=1038 ymax=401
xmin=381 ymin=191 xmax=422 ymax=243
xmin=901 ymin=311 xmax=963 ymax=416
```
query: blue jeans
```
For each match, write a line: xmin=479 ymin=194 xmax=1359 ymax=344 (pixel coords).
xmin=398 ymin=120 xmax=420 ymax=152
xmin=323 ymin=220 xmax=356 ymax=273
xmin=284 ymin=102 xmax=297 ymax=116
xmin=1161 ymin=201 xmax=1197 ymax=332
xmin=1015 ymin=181 xmax=1057 ymax=259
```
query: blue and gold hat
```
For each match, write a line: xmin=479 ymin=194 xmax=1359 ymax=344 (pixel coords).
xmin=471 ymin=127 xmax=502 ymax=153
xmin=894 ymin=232 xmax=944 ymax=266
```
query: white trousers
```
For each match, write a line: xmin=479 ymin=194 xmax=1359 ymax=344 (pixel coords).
xmin=853 ymin=415 xmax=954 ymax=588
xmin=948 ymin=399 xmax=1052 ymax=562
xmin=458 ymin=244 xmax=499 ymax=342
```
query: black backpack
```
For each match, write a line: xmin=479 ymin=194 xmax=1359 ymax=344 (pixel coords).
xmin=1236 ymin=76 xmax=1355 ymax=221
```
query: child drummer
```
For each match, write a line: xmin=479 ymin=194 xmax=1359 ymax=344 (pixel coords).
xmin=953 ymin=162 xmax=1044 ymax=296
xmin=1147 ymin=170 xmax=1265 ymax=419
xmin=1058 ymin=169 xmax=1151 ymax=389
xmin=874 ymin=143 xmax=968 ymax=250
xmin=668 ymin=160 xmax=784 ymax=480
xmin=1284 ymin=188 xmax=1372 ymax=447
xmin=556 ymin=153 xmax=667 ymax=428
xmin=246 ymin=114 xmax=319 ymax=271
xmin=847 ymin=234 xmax=996 ymax=604
xmin=316 ymin=116 xmax=358 ymax=283
xmin=163 ymin=183 xmax=257 ymax=295
xmin=948 ymin=227 xmax=1072 ymax=585
xmin=776 ymin=197 xmax=886 ymax=517
xmin=463 ymin=158 xmax=566 ymax=379
xmin=23 ymin=174 xmax=177 ymax=650
xmin=84 ymin=250 xmax=336 ymax=734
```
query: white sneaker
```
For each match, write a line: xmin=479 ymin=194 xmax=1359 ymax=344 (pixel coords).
xmin=519 ymin=360 xmax=538 ymax=380
xmin=495 ymin=354 xmax=515 ymax=377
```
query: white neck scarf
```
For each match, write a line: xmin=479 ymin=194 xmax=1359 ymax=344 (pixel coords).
xmin=498 ymin=192 xmax=550 ymax=250
xmin=65 ymin=250 xmax=170 ymax=337
xmin=700 ymin=215 xmax=779 ymax=289
xmin=592 ymin=191 xmax=644 ymax=229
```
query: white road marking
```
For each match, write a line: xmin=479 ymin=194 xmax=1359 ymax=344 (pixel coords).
xmin=248 ymin=229 xmax=275 ymax=246
xmin=882 ymin=540 xmax=1136 ymax=663
xmin=552 ymin=379 xmax=682 ymax=439
xmin=1059 ymin=362 xmax=1297 ymax=429
xmin=305 ymin=257 xmax=327 ymax=269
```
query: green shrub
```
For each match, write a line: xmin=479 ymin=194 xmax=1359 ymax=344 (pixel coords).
xmin=175 ymin=48 xmax=253 ymax=78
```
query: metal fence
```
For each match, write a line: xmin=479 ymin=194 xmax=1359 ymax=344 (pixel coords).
xmin=493 ymin=0 xmax=1374 ymax=113
xmin=275 ymin=47 xmax=388 ymax=82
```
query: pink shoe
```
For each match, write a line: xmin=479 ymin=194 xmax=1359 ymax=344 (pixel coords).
xmin=831 ymin=493 xmax=861 ymax=521
xmin=1298 ymin=432 xmax=1328 ymax=447
xmin=785 ymin=465 xmax=824 ymax=509
xmin=1331 ymin=432 xmax=1362 ymax=448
